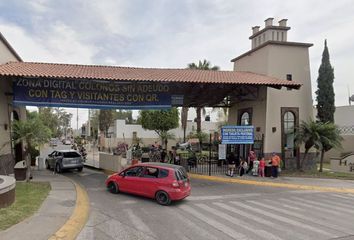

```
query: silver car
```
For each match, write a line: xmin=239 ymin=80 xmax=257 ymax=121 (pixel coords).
xmin=45 ymin=150 xmax=84 ymax=173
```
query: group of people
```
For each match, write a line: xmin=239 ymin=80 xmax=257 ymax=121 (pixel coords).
xmin=226 ymin=150 xmax=281 ymax=178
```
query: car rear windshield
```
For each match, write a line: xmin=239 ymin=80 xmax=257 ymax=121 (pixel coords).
xmin=63 ymin=152 xmax=81 ymax=158
xmin=175 ymin=168 xmax=188 ymax=181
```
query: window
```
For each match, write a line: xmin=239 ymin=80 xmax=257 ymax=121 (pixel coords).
xmin=283 ymin=111 xmax=295 ymax=155
xmin=175 ymin=168 xmax=188 ymax=180
xmin=286 ymin=74 xmax=292 ymax=81
xmin=241 ymin=112 xmax=250 ymax=126
xmin=142 ymin=167 xmax=159 ymax=178
xmin=277 ymin=31 xmax=279 ymax=41
xmin=63 ymin=152 xmax=81 ymax=158
xmin=124 ymin=166 xmax=144 ymax=177
xmin=158 ymin=169 xmax=169 ymax=178
xmin=272 ymin=31 xmax=274 ymax=40
xmin=281 ymin=32 xmax=284 ymax=41
xmin=263 ymin=33 xmax=265 ymax=43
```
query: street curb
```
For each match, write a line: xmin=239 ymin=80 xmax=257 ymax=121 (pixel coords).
xmin=48 ymin=179 xmax=90 ymax=240
xmin=189 ymin=173 xmax=354 ymax=194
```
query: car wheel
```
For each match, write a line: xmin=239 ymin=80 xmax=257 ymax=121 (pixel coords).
xmin=77 ymin=167 xmax=83 ymax=172
xmin=55 ymin=164 xmax=61 ymax=173
xmin=155 ymin=191 xmax=171 ymax=206
xmin=45 ymin=160 xmax=50 ymax=170
xmin=107 ymin=182 xmax=119 ymax=194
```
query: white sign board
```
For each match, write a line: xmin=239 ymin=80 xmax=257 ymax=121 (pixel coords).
xmin=218 ymin=144 xmax=226 ymax=160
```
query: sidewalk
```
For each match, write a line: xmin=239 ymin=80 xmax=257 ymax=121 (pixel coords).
xmin=0 ymin=170 xmax=77 ymax=240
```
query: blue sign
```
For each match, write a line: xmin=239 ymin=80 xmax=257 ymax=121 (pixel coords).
xmin=221 ymin=125 xmax=254 ymax=144
xmin=13 ymin=78 xmax=182 ymax=109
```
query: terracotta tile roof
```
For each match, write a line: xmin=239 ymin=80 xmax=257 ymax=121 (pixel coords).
xmin=0 ymin=61 xmax=301 ymax=88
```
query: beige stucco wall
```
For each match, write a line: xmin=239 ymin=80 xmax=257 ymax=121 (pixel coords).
xmin=228 ymin=86 xmax=267 ymax=136
xmin=0 ymin=37 xmax=24 ymax=174
xmin=231 ymin=43 xmax=313 ymax=154
xmin=0 ymin=41 xmax=18 ymax=64
xmin=0 ymin=79 xmax=12 ymax=156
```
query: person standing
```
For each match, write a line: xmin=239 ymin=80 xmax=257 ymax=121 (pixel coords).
xmin=271 ymin=152 xmax=281 ymax=178
xmin=258 ymin=157 xmax=265 ymax=177
xmin=246 ymin=150 xmax=256 ymax=174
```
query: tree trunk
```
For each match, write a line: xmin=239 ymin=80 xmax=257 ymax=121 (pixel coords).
xmin=196 ymin=107 xmax=201 ymax=133
xmin=319 ymin=149 xmax=325 ymax=172
xmin=181 ymin=107 xmax=188 ymax=142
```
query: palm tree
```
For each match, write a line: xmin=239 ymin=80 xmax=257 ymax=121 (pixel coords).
xmin=12 ymin=118 xmax=51 ymax=181
xmin=295 ymin=120 xmax=322 ymax=170
xmin=181 ymin=107 xmax=188 ymax=142
xmin=316 ymin=122 xmax=342 ymax=172
xmin=187 ymin=59 xmax=219 ymax=133
xmin=160 ymin=131 xmax=176 ymax=149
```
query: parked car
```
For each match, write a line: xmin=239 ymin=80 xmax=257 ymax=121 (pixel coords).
xmin=63 ymin=139 xmax=71 ymax=145
xmin=105 ymin=163 xmax=191 ymax=205
xmin=45 ymin=150 xmax=84 ymax=173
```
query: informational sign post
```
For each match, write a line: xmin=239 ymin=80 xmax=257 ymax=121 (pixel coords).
xmin=218 ymin=144 xmax=226 ymax=160
xmin=221 ymin=126 xmax=254 ymax=144
xmin=13 ymin=78 xmax=183 ymax=109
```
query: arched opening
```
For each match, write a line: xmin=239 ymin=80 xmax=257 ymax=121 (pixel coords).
xmin=281 ymin=107 xmax=299 ymax=169
xmin=241 ymin=112 xmax=250 ymax=126
xmin=12 ymin=110 xmax=23 ymax=163
xmin=283 ymin=111 xmax=295 ymax=156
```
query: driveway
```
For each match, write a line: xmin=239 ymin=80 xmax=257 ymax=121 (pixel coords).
xmin=62 ymin=168 xmax=354 ymax=240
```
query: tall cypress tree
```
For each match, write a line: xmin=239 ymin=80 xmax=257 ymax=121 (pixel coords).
xmin=316 ymin=39 xmax=335 ymax=123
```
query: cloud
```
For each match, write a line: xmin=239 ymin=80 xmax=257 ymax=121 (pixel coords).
xmin=1 ymin=0 xmax=354 ymax=125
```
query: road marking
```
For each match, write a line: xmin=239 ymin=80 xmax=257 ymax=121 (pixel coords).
xmin=124 ymin=209 xmax=156 ymax=238
xmin=49 ymin=180 xmax=90 ymax=240
xmin=187 ymin=193 xmax=261 ymax=201
xmin=189 ymin=174 xmax=354 ymax=193
xmin=250 ymin=200 xmax=352 ymax=235
xmin=230 ymin=201 xmax=336 ymax=238
xmin=320 ymin=197 xmax=354 ymax=209
xmin=279 ymin=198 xmax=342 ymax=216
xmin=329 ymin=193 xmax=354 ymax=201
xmin=179 ymin=205 xmax=249 ymax=240
xmin=167 ymin=208 xmax=219 ymax=240
xmin=290 ymin=196 xmax=354 ymax=214
xmin=214 ymin=202 xmax=311 ymax=240
xmin=196 ymin=203 xmax=283 ymax=240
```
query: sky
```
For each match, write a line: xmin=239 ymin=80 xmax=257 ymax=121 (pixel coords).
xmin=1 ymin=0 xmax=354 ymax=128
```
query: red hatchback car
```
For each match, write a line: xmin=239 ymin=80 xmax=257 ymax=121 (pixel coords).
xmin=105 ymin=163 xmax=191 ymax=205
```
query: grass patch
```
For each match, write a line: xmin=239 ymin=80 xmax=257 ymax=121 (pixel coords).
xmin=0 ymin=182 xmax=51 ymax=231
xmin=281 ymin=169 xmax=354 ymax=180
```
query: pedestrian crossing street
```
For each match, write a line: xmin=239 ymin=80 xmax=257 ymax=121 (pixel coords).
xmin=78 ymin=192 xmax=354 ymax=240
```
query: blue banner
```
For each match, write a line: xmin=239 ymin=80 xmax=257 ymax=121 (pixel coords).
xmin=13 ymin=78 xmax=181 ymax=109
xmin=221 ymin=125 xmax=254 ymax=144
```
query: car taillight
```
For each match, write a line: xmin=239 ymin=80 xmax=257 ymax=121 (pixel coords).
xmin=172 ymin=180 xmax=179 ymax=188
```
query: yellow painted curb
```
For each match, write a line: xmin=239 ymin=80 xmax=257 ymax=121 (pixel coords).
xmin=189 ymin=173 xmax=354 ymax=194
xmin=49 ymin=181 xmax=90 ymax=240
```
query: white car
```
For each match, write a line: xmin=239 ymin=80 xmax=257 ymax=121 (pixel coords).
xmin=63 ymin=139 xmax=71 ymax=145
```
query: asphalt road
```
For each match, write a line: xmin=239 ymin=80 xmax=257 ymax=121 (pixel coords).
xmin=43 ymin=143 xmax=354 ymax=240
xmin=58 ymin=167 xmax=354 ymax=240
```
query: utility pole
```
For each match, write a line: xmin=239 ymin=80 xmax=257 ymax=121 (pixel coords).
xmin=76 ymin=108 xmax=79 ymax=131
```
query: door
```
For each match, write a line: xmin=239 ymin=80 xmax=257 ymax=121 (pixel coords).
xmin=47 ymin=151 xmax=57 ymax=168
xmin=138 ymin=167 xmax=160 ymax=198
xmin=119 ymin=166 xmax=144 ymax=194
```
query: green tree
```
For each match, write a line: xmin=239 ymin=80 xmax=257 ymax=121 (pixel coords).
xmin=99 ymin=110 xmax=116 ymax=137
xmin=316 ymin=122 xmax=342 ymax=172
xmin=316 ymin=40 xmax=335 ymax=123
xmin=140 ymin=108 xmax=179 ymax=146
xmin=295 ymin=120 xmax=322 ymax=170
xmin=12 ymin=118 xmax=51 ymax=181
xmin=187 ymin=59 xmax=219 ymax=133
xmin=38 ymin=107 xmax=59 ymax=136
xmin=113 ymin=110 xmax=133 ymax=124
xmin=160 ymin=131 xmax=176 ymax=149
